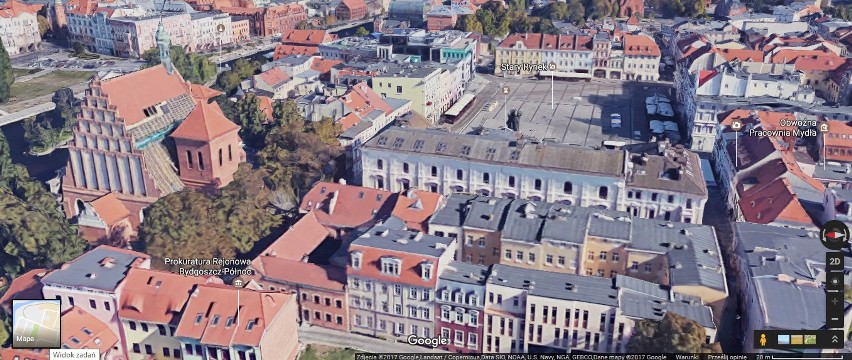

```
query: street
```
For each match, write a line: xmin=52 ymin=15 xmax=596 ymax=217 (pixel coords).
xmin=298 ymin=324 xmax=449 ymax=354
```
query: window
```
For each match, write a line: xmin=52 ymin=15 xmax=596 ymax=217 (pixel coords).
xmin=558 ymin=256 xmax=565 ymax=266
xmin=686 ymin=199 xmax=693 ymax=209
xmin=612 ymin=252 xmax=619 ymax=262
xmin=197 ymin=152 xmax=204 ymax=170
xmin=380 ymin=258 xmax=401 ymax=276
xmin=599 ymin=251 xmax=607 ymax=260
xmin=396 ymin=86 xmax=402 ymax=93
xmin=377 ymin=159 xmax=383 ymax=170
xmin=194 ymin=313 xmax=203 ymax=324
xmin=89 ymin=299 xmax=97 ymax=309
xmin=218 ymin=148 xmax=223 ymax=167
xmin=157 ymin=324 xmax=167 ymax=335
xmin=403 ymin=163 xmax=410 ymax=173
xmin=141 ymin=323 xmax=149 ymax=332
xmin=133 ymin=344 xmax=141 ymax=353
xmin=394 ymin=285 xmax=402 ymax=295
xmin=631 ymin=261 xmax=639 ymax=270
xmin=351 ymin=252 xmax=362 ymax=269
xmin=431 ymin=166 xmax=438 ymax=176
xmin=186 ymin=150 xmax=193 ymax=168
xmin=563 ymin=181 xmax=573 ymax=194
xmin=104 ymin=301 xmax=110 ymax=311
xmin=314 ymin=295 xmax=320 ymax=304
xmin=598 ymin=186 xmax=608 ymax=199
xmin=497 ymin=294 xmax=502 ymax=304
xmin=456 ymin=169 xmax=464 ymax=180
xmin=528 ymin=252 xmax=535 ymax=263
xmin=667 ymin=195 xmax=675 ymax=203
xmin=228 ymin=145 xmax=232 ymax=162
xmin=516 ymin=251 xmax=523 ymax=261
xmin=226 ymin=317 xmax=234 ymax=327
xmin=546 ymin=254 xmax=553 ymax=265
xmin=409 ymin=287 xmax=418 ymax=299
xmin=145 ymin=344 xmax=153 ymax=355
xmin=644 ymin=263 xmax=652 ymax=272
xmin=587 ymin=251 xmax=594 ymax=260
xmin=508 ymin=176 xmax=516 ymax=187
xmin=483 ymin=173 xmax=490 ymax=184
xmin=534 ymin=179 xmax=542 ymax=190
xmin=504 ymin=249 xmax=511 ymax=259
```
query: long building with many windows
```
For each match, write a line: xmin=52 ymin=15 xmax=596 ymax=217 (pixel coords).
xmin=359 ymin=127 xmax=708 ymax=224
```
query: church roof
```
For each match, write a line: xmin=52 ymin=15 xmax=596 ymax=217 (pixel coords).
xmin=99 ymin=64 xmax=189 ymax=125
xmin=170 ymin=100 xmax=239 ymax=141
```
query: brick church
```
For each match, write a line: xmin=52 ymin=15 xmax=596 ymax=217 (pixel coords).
xmin=62 ymin=22 xmax=245 ymax=244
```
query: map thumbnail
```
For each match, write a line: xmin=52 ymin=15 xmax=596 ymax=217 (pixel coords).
xmin=11 ymin=299 xmax=61 ymax=349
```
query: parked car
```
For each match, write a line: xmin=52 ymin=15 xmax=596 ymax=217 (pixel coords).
xmin=610 ymin=113 xmax=622 ymax=128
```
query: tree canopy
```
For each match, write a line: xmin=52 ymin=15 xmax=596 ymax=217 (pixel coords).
xmin=628 ymin=312 xmax=722 ymax=353
xmin=217 ymin=94 xmax=269 ymax=148
xmin=215 ymin=58 xmax=263 ymax=94
xmin=142 ymin=45 xmax=217 ymax=85
xmin=0 ymin=37 xmax=13 ymax=103
xmin=136 ymin=164 xmax=281 ymax=270
xmin=0 ymin=131 xmax=87 ymax=278
xmin=22 ymin=88 xmax=77 ymax=154
xmin=355 ymin=26 xmax=370 ymax=36
xmin=530 ymin=1 xmax=586 ymax=26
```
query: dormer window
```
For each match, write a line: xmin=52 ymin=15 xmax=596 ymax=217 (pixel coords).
xmin=351 ymin=251 xmax=362 ymax=270
xmin=380 ymin=257 xmax=401 ymax=276
xmin=421 ymin=262 xmax=433 ymax=280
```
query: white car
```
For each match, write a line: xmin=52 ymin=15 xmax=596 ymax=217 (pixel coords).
xmin=610 ymin=113 xmax=622 ymax=128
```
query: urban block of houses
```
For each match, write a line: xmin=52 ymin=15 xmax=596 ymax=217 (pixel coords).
xmin=0 ymin=0 xmax=43 ymax=55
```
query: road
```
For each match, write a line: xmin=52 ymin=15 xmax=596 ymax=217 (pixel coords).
xmin=298 ymin=325 xmax=448 ymax=353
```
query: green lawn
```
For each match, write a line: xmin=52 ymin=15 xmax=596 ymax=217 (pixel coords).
xmin=9 ymin=70 xmax=94 ymax=103
xmin=300 ymin=345 xmax=357 ymax=360
xmin=12 ymin=68 xmax=41 ymax=78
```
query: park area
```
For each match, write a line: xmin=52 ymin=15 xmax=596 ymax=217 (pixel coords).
xmin=10 ymin=70 xmax=93 ymax=103
xmin=300 ymin=345 xmax=357 ymax=360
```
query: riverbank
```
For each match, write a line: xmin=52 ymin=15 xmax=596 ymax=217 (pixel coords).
xmin=1 ymin=121 xmax=69 ymax=182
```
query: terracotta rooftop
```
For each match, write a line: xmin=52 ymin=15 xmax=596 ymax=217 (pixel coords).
xmin=0 ymin=0 xmax=41 ymax=17
xmin=768 ymin=48 xmax=836 ymax=64
xmin=60 ymin=306 xmax=119 ymax=353
xmin=175 ymin=285 xmax=291 ymax=347
xmin=338 ymin=112 xmax=361 ymax=131
xmin=793 ymin=55 xmax=847 ymax=71
xmin=100 ymin=64 xmax=190 ymax=126
xmin=391 ymin=189 xmax=443 ymax=232
xmin=299 ymin=181 xmax=395 ymax=229
xmin=0 ymin=268 xmax=47 ymax=308
xmin=738 ymin=177 xmax=812 ymax=226
xmin=280 ymin=29 xmax=335 ymax=45
xmin=118 ymin=268 xmax=208 ymax=324
xmin=256 ymin=67 xmax=291 ymax=88
xmin=339 ymin=0 xmax=367 ymax=11
xmin=189 ymin=83 xmax=225 ymax=100
xmin=250 ymin=256 xmax=345 ymax=291
xmin=170 ymin=100 xmax=239 ymax=142
xmin=261 ymin=211 xmax=330 ymax=261
xmin=0 ymin=348 xmax=48 ymax=360
xmin=497 ymin=33 xmax=593 ymax=51
xmin=823 ymin=120 xmax=852 ymax=148
xmin=272 ymin=45 xmax=319 ymax=60
xmin=624 ymin=34 xmax=661 ymax=57
xmin=310 ymin=58 xmax=343 ymax=76
xmin=89 ymin=192 xmax=131 ymax=226
xmin=257 ymin=95 xmax=274 ymax=123
xmin=715 ymin=48 xmax=764 ymax=62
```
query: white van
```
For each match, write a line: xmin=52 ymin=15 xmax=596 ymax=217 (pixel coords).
xmin=610 ymin=113 xmax=622 ymax=128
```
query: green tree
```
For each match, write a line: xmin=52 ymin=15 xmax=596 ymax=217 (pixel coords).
xmin=307 ymin=117 xmax=342 ymax=146
xmin=142 ymin=45 xmax=216 ymax=84
xmin=272 ymin=99 xmax=305 ymax=128
xmin=21 ymin=88 xmax=77 ymax=154
xmin=0 ymin=131 xmax=87 ymax=278
xmin=0 ymin=38 xmax=13 ymax=103
xmin=71 ymin=42 xmax=85 ymax=56
xmin=230 ymin=94 xmax=269 ymax=148
xmin=456 ymin=14 xmax=484 ymax=33
xmin=627 ymin=312 xmax=721 ymax=353
xmin=583 ymin=0 xmax=614 ymax=19
xmin=355 ymin=26 xmax=370 ymax=36
xmin=683 ymin=0 xmax=706 ymax=17
xmin=137 ymin=167 xmax=281 ymax=267
xmin=0 ymin=313 xmax=9 ymax=347
xmin=37 ymin=15 xmax=50 ymax=38
xmin=214 ymin=58 xmax=261 ymax=94
xmin=258 ymin=127 xmax=341 ymax=197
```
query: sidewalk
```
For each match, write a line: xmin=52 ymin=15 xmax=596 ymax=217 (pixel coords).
xmin=298 ymin=325 xmax=448 ymax=353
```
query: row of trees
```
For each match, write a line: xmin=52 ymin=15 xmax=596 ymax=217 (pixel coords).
xmin=0 ymin=130 xmax=87 ymax=280
xmin=0 ymin=39 xmax=14 ymax=103
xmin=22 ymin=88 xmax=78 ymax=154
xmin=142 ymin=45 xmax=218 ymax=85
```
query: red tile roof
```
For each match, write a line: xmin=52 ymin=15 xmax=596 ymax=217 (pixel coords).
xmin=60 ymin=306 xmax=119 ymax=352
xmin=256 ymin=67 xmax=290 ymax=88
xmin=261 ymin=211 xmax=330 ymax=261
xmin=280 ymin=29 xmax=335 ymax=46
xmin=100 ymin=65 xmax=190 ymax=126
xmin=1 ymin=348 xmax=49 ymax=360
xmin=497 ymin=33 xmax=593 ymax=51
xmin=768 ymin=48 xmax=836 ymax=64
xmin=348 ymin=245 xmax=440 ymax=288
xmin=738 ymin=177 xmax=812 ymax=225
xmin=343 ymin=82 xmax=393 ymax=117
xmin=189 ymin=83 xmax=225 ymax=100
xmin=257 ymin=95 xmax=274 ymax=123
xmin=715 ymin=48 xmax=764 ymax=62
xmin=118 ymin=268 xmax=208 ymax=324
xmin=793 ymin=55 xmax=847 ymax=71
xmin=175 ymin=285 xmax=292 ymax=347
xmin=299 ymin=182 xmax=395 ymax=229
xmin=0 ymin=269 xmax=46 ymax=307
xmin=391 ymin=189 xmax=443 ymax=232
xmin=697 ymin=69 xmax=717 ymax=87
xmin=250 ymin=256 xmax=345 ymax=291
xmin=311 ymin=58 xmax=343 ymax=76
xmin=338 ymin=112 xmax=361 ymax=131
xmin=823 ymin=120 xmax=852 ymax=148
xmin=272 ymin=45 xmax=319 ymax=60
xmin=623 ymin=34 xmax=661 ymax=57
xmin=89 ymin=192 xmax=131 ymax=226
xmin=339 ymin=0 xmax=367 ymax=12
xmin=170 ymin=100 xmax=240 ymax=141
xmin=0 ymin=0 xmax=41 ymax=17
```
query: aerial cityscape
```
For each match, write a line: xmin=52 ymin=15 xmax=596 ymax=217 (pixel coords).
xmin=0 ymin=0 xmax=851 ymax=356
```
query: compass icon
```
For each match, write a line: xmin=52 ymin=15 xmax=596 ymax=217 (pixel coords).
xmin=821 ymin=220 xmax=850 ymax=250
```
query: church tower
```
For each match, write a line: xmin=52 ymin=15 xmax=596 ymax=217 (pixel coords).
xmin=156 ymin=21 xmax=173 ymax=74
xmin=170 ymin=100 xmax=245 ymax=191
xmin=49 ymin=0 xmax=68 ymax=43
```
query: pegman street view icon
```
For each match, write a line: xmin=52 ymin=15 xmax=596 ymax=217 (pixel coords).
xmin=11 ymin=299 xmax=61 ymax=349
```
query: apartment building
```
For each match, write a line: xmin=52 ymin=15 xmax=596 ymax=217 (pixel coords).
xmin=346 ymin=222 xmax=457 ymax=341
xmin=436 ymin=262 xmax=489 ymax=353
xmin=40 ymin=246 xmax=152 ymax=357
xmin=189 ymin=11 xmax=233 ymax=52
xmin=0 ymin=0 xmax=42 ymax=55
xmin=175 ymin=285 xmax=300 ymax=360
xmin=623 ymin=34 xmax=661 ymax=81
xmin=360 ymin=127 xmax=708 ymax=223
xmin=428 ymin=194 xmax=728 ymax=308
xmin=61 ymin=306 xmax=121 ymax=359
xmin=118 ymin=268 xmax=208 ymax=360
xmin=483 ymin=264 xmax=717 ymax=354
xmin=371 ymin=64 xmax=444 ymax=124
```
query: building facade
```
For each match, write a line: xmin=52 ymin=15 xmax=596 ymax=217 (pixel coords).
xmin=0 ymin=0 xmax=42 ymax=55
xmin=436 ymin=262 xmax=488 ymax=353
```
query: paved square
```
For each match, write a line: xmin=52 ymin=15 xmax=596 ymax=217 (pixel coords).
xmin=456 ymin=77 xmax=673 ymax=148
